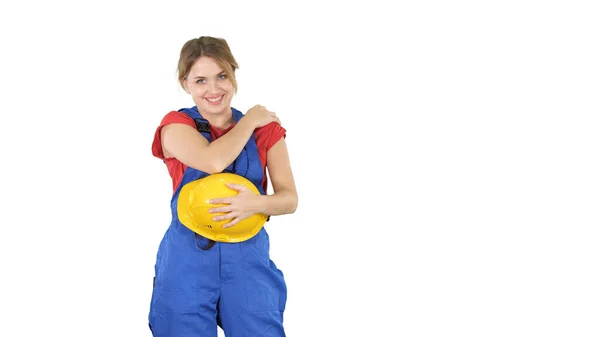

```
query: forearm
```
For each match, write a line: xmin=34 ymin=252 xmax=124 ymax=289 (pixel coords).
xmin=206 ymin=117 xmax=256 ymax=171
xmin=256 ymin=190 xmax=298 ymax=216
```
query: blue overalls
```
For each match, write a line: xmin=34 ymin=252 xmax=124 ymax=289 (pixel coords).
xmin=148 ymin=106 xmax=287 ymax=337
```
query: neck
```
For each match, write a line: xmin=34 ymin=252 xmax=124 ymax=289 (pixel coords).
xmin=200 ymin=107 xmax=234 ymax=130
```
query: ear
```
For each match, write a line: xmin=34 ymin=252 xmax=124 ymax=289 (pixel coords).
xmin=182 ymin=78 xmax=191 ymax=94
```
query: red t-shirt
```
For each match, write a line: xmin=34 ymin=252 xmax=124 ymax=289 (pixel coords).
xmin=151 ymin=111 xmax=286 ymax=194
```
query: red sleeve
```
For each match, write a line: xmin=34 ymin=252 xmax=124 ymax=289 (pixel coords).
xmin=254 ymin=121 xmax=287 ymax=153
xmin=151 ymin=111 xmax=196 ymax=159
xmin=254 ymin=122 xmax=287 ymax=192
xmin=152 ymin=111 xmax=197 ymax=193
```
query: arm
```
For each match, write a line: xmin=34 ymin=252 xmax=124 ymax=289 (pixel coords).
xmin=257 ymin=138 xmax=298 ymax=216
xmin=161 ymin=117 xmax=257 ymax=174
xmin=206 ymin=136 xmax=298 ymax=225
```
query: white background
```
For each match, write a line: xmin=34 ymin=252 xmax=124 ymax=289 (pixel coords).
xmin=1 ymin=0 xmax=599 ymax=336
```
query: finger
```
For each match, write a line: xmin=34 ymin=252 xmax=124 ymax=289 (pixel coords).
xmin=223 ymin=217 xmax=240 ymax=228
xmin=213 ymin=212 xmax=236 ymax=222
xmin=209 ymin=205 xmax=233 ymax=213
xmin=226 ymin=183 xmax=248 ymax=191
xmin=210 ymin=197 xmax=232 ymax=205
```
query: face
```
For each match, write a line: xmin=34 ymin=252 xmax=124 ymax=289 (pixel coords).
xmin=183 ymin=56 xmax=234 ymax=116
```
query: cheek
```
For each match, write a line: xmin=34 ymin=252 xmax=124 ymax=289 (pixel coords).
xmin=191 ymin=87 xmax=206 ymax=96
xmin=221 ymin=80 xmax=234 ymax=91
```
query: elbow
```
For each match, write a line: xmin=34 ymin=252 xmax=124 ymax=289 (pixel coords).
xmin=204 ymin=162 xmax=225 ymax=174
xmin=185 ymin=146 xmax=232 ymax=174
xmin=208 ymin=157 xmax=234 ymax=174
xmin=187 ymin=158 xmax=225 ymax=175
xmin=288 ymin=193 xmax=298 ymax=214
xmin=289 ymin=204 xmax=298 ymax=214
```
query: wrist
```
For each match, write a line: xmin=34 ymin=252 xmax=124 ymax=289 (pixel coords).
xmin=253 ymin=194 xmax=268 ymax=215
xmin=240 ymin=115 xmax=258 ymax=129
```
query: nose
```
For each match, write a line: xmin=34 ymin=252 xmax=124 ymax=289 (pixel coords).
xmin=207 ymin=80 xmax=220 ymax=94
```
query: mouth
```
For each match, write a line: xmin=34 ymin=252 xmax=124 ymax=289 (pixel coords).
xmin=205 ymin=94 xmax=225 ymax=105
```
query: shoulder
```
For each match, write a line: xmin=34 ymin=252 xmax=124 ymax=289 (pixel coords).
xmin=159 ymin=110 xmax=196 ymax=127
xmin=151 ymin=110 xmax=196 ymax=159
xmin=254 ymin=122 xmax=287 ymax=151
xmin=231 ymin=106 xmax=286 ymax=148
xmin=255 ymin=121 xmax=286 ymax=136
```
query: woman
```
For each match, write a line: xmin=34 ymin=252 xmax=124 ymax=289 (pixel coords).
xmin=148 ymin=36 xmax=298 ymax=337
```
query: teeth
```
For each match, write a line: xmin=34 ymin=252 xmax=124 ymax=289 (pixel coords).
xmin=206 ymin=95 xmax=222 ymax=102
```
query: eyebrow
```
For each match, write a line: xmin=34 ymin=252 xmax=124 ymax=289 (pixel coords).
xmin=192 ymin=71 xmax=225 ymax=80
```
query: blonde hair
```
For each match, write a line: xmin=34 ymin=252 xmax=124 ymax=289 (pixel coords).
xmin=177 ymin=36 xmax=239 ymax=92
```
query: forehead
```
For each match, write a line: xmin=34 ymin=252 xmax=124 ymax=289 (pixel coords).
xmin=189 ymin=56 xmax=224 ymax=76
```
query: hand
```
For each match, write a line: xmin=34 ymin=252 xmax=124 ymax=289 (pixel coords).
xmin=209 ymin=183 xmax=262 ymax=228
xmin=245 ymin=104 xmax=280 ymax=128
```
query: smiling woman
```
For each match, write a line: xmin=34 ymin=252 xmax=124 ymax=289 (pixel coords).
xmin=177 ymin=40 xmax=238 ymax=128
xmin=147 ymin=36 xmax=298 ymax=337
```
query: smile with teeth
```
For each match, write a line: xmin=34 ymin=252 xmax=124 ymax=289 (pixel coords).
xmin=206 ymin=95 xmax=224 ymax=104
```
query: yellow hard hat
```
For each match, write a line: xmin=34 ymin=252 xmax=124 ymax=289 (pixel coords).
xmin=177 ymin=173 xmax=268 ymax=243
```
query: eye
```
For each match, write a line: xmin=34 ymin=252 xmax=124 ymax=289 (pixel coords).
xmin=196 ymin=79 xmax=206 ymax=84
xmin=218 ymin=74 xmax=227 ymax=80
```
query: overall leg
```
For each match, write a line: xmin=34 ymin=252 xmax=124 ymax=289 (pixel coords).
xmin=149 ymin=230 xmax=221 ymax=337
xmin=219 ymin=229 xmax=287 ymax=337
